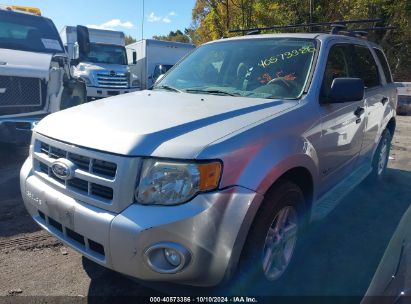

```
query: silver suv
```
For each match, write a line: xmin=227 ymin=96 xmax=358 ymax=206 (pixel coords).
xmin=20 ymin=32 xmax=397 ymax=287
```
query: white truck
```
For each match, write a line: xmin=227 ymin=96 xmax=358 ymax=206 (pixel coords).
xmin=127 ymin=39 xmax=195 ymax=90
xmin=0 ymin=5 xmax=86 ymax=145
xmin=60 ymin=26 xmax=139 ymax=100
xmin=396 ymin=82 xmax=411 ymax=115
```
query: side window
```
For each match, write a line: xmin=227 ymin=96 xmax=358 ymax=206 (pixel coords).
xmin=374 ymin=48 xmax=393 ymax=83
xmin=321 ymin=44 xmax=355 ymax=98
xmin=353 ymin=45 xmax=380 ymax=88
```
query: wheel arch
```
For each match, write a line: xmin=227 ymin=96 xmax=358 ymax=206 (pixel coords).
xmin=276 ymin=166 xmax=314 ymax=214
xmin=386 ymin=117 xmax=396 ymax=137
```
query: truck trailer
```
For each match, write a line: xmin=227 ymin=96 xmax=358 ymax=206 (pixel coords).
xmin=126 ymin=39 xmax=195 ymax=90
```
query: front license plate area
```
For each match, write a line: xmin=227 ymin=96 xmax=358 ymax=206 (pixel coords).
xmin=26 ymin=183 xmax=75 ymax=230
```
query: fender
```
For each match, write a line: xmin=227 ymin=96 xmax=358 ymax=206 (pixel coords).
xmin=201 ymin=129 xmax=319 ymax=196
xmin=197 ymin=100 xmax=321 ymax=197
xmin=238 ymin=137 xmax=319 ymax=196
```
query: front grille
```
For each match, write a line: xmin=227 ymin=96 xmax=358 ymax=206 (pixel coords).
xmin=96 ymin=72 xmax=128 ymax=89
xmin=91 ymin=183 xmax=113 ymax=200
xmin=37 ymin=210 xmax=105 ymax=258
xmin=0 ymin=76 xmax=46 ymax=115
xmin=67 ymin=178 xmax=88 ymax=193
xmin=35 ymin=141 xmax=117 ymax=203
xmin=32 ymin=134 xmax=140 ymax=214
xmin=40 ymin=142 xmax=116 ymax=177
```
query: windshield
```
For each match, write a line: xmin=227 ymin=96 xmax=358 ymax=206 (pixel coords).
xmin=83 ymin=43 xmax=127 ymax=65
xmin=154 ymin=38 xmax=317 ymax=99
xmin=0 ymin=10 xmax=63 ymax=54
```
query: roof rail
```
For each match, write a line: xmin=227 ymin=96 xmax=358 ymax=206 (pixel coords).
xmin=229 ymin=19 xmax=384 ymax=36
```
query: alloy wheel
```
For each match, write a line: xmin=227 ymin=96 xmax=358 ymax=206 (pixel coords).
xmin=261 ymin=206 xmax=298 ymax=281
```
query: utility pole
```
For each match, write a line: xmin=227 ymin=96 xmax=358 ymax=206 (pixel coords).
xmin=141 ymin=0 xmax=145 ymax=40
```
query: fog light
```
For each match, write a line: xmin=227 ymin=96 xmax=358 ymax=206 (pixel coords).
xmin=144 ymin=242 xmax=191 ymax=274
xmin=164 ymin=248 xmax=181 ymax=267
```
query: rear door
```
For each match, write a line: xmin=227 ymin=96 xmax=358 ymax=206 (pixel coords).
xmin=352 ymin=45 xmax=387 ymax=161
xmin=317 ymin=43 xmax=367 ymax=194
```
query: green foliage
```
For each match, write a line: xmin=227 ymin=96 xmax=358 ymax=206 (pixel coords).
xmin=190 ymin=0 xmax=411 ymax=81
xmin=153 ymin=30 xmax=191 ymax=43
xmin=125 ymin=35 xmax=136 ymax=45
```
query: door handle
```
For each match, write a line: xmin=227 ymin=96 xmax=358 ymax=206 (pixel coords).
xmin=381 ymin=97 xmax=389 ymax=105
xmin=354 ymin=107 xmax=365 ymax=117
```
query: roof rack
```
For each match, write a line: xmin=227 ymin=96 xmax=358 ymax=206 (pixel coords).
xmin=229 ymin=19 xmax=393 ymax=37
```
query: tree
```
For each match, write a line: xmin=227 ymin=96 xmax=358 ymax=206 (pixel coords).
xmin=190 ymin=0 xmax=411 ymax=81
xmin=125 ymin=35 xmax=137 ymax=45
xmin=153 ymin=30 xmax=191 ymax=43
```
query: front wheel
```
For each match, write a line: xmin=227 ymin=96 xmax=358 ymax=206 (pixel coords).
xmin=233 ymin=180 xmax=305 ymax=290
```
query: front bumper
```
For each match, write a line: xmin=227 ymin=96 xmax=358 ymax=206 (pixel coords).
xmin=20 ymin=158 xmax=263 ymax=286
xmin=0 ymin=116 xmax=45 ymax=145
xmin=86 ymin=86 xmax=139 ymax=99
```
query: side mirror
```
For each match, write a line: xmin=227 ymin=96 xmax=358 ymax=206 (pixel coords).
xmin=70 ymin=58 xmax=79 ymax=66
xmin=132 ymin=50 xmax=137 ymax=65
xmin=72 ymin=42 xmax=80 ymax=60
xmin=154 ymin=74 xmax=165 ymax=84
xmin=76 ymin=25 xmax=90 ymax=57
xmin=323 ymin=78 xmax=364 ymax=104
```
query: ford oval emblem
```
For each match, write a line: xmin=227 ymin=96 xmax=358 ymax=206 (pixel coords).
xmin=51 ymin=159 xmax=76 ymax=180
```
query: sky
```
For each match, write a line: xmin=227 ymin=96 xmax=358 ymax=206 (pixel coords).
xmin=5 ymin=0 xmax=196 ymax=39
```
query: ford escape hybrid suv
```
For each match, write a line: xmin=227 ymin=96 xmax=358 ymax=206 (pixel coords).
xmin=21 ymin=31 xmax=397 ymax=286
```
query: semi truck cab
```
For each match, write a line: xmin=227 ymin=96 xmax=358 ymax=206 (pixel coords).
xmin=60 ymin=26 xmax=139 ymax=100
xmin=0 ymin=5 xmax=86 ymax=144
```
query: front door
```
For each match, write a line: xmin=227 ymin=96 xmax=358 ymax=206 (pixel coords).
xmin=317 ymin=43 xmax=366 ymax=196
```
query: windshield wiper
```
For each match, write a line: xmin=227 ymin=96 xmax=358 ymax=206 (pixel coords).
xmin=154 ymin=85 xmax=183 ymax=93
xmin=185 ymin=89 xmax=240 ymax=97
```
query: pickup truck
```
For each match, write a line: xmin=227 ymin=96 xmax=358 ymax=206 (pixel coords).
xmin=20 ymin=31 xmax=397 ymax=287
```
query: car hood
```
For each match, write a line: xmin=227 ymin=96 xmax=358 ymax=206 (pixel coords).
xmin=35 ymin=90 xmax=297 ymax=158
xmin=0 ymin=49 xmax=53 ymax=79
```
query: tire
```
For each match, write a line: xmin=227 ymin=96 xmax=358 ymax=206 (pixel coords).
xmin=232 ymin=180 xmax=306 ymax=292
xmin=367 ymin=129 xmax=392 ymax=183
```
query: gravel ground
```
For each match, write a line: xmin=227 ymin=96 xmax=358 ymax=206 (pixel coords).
xmin=0 ymin=116 xmax=410 ymax=300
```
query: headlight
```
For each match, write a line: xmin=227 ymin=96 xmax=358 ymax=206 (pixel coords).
xmin=131 ymin=73 xmax=140 ymax=87
xmin=80 ymin=76 xmax=91 ymax=85
xmin=135 ymin=159 xmax=222 ymax=205
xmin=131 ymin=79 xmax=140 ymax=87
